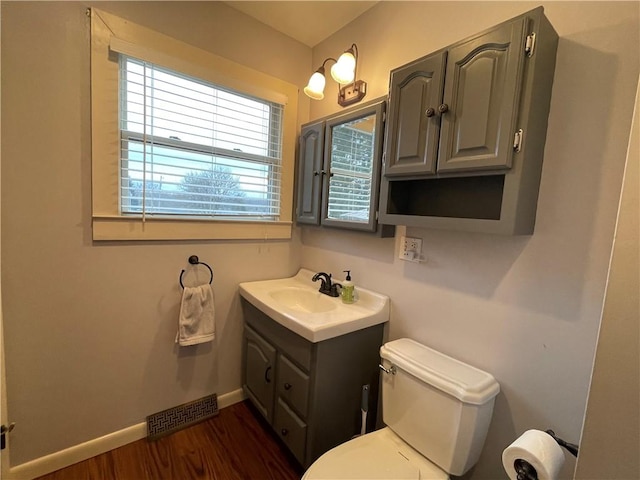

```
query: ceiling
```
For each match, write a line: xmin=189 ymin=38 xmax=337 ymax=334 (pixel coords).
xmin=224 ymin=1 xmax=378 ymax=47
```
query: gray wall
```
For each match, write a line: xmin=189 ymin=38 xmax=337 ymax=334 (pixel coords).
xmin=2 ymin=1 xmax=639 ymax=479
xmin=575 ymin=79 xmax=639 ymax=480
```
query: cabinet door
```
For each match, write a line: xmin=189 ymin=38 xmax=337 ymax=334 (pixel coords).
xmin=384 ymin=51 xmax=447 ymax=176
xmin=437 ymin=17 xmax=527 ymax=173
xmin=243 ymin=326 xmax=277 ymax=422
xmin=296 ymin=121 xmax=324 ymax=224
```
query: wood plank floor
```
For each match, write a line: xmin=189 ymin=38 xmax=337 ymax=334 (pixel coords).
xmin=36 ymin=401 xmax=304 ymax=480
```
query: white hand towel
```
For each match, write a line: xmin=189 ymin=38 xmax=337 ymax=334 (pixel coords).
xmin=175 ymin=283 xmax=215 ymax=346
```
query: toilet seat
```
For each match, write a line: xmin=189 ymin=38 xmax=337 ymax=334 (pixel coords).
xmin=302 ymin=427 xmax=448 ymax=480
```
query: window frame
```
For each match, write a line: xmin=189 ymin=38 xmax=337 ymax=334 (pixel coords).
xmin=90 ymin=8 xmax=297 ymax=240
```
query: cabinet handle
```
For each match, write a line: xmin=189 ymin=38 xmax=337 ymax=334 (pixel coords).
xmin=313 ymin=170 xmax=319 ymax=176
xmin=281 ymin=428 xmax=289 ymax=436
xmin=438 ymin=103 xmax=449 ymax=114
xmin=425 ymin=107 xmax=436 ymax=117
xmin=264 ymin=366 xmax=272 ymax=383
xmin=284 ymin=382 xmax=292 ymax=390
xmin=320 ymin=170 xmax=327 ymax=176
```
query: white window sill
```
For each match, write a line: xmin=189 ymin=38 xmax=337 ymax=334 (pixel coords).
xmin=92 ymin=216 xmax=292 ymax=241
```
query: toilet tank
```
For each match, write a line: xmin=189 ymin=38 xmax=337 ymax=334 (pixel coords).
xmin=380 ymin=339 xmax=500 ymax=476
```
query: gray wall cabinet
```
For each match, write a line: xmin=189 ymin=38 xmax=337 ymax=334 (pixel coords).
xmin=241 ymin=300 xmax=384 ymax=468
xmin=379 ymin=7 xmax=558 ymax=234
xmin=296 ymin=98 xmax=393 ymax=236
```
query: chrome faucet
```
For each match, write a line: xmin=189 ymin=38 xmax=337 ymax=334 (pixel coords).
xmin=312 ymin=272 xmax=342 ymax=297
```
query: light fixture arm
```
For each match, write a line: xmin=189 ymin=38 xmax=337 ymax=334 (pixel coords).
xmin=349 ymin=43 xmax=359 ymax=80
xmin=316 ymin=57 xmax=337 ymax=76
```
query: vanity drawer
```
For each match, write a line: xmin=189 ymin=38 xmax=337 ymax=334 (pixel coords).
xmin=277 ymin=354 xmax=310 ymax=417
xmin=274 ymin=397 xmax=307 ymax=465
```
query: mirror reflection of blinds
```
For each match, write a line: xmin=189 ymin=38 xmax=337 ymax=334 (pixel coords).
xmin=119 ymin=56 xmax=283 ymax=220
xmin=327 ymin=123 xmax=374 ymax=223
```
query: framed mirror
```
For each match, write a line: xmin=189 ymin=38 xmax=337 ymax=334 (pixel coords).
xmin=321 ymin=99 xmax=385 ymax=232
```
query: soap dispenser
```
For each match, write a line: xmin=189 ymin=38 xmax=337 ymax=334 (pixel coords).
xmin=341 ymin=270 xmax=355 ymax=304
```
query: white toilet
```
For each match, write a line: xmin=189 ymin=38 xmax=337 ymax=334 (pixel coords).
xmin=302 ymin=338 xmax=500 ymax=479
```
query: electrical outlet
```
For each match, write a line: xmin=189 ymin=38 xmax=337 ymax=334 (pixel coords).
xmin=399 ymin=236 xmax=422 ymax=262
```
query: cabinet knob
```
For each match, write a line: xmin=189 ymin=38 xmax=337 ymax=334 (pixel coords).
xmin=313 ymin=170 xmax=320 ymax=176
xmin=438 ymin=103 xmax=449 ymax=114
xmin=425 ymin=107 xmax=436 ymax=117
xmin=284 ymin=382 xmax=292 ymax=390
xmin=281 ymin=428 xmax=289 ymax=436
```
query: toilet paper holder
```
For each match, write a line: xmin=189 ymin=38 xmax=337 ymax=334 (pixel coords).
xmin=544 ymin=429 xmax=579 ymax=458
xmin=513 ymin=430 xmax=579 ymax=480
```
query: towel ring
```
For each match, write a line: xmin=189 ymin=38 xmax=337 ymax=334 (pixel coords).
xmin=179 ymin=255 xmax=213 ymax=289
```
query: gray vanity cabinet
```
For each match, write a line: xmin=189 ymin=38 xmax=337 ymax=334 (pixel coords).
xmin=379 ymin=7 xmax=558 ymax=235
xmin=241 ymin=300 xmax=384 ymax=468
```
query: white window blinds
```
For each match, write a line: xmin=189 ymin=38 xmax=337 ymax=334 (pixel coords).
xmin=119 ymin=55 xmax=284 ymax=219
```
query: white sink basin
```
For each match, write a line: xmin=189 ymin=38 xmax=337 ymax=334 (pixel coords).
xmin=269 ymin=287 xmax=337 ymax=314
xmin=239 ymin=268 xmax=389 ymax=342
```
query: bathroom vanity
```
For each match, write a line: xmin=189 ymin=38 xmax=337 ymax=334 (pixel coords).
xmin=239 ymin=271 xmax=389 ymax=467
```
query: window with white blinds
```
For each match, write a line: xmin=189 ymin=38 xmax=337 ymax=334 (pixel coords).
xmin=326 ymin=114 xmax=375 ymax=223
xmin=119 ymin=56 xmax=283 ymax=219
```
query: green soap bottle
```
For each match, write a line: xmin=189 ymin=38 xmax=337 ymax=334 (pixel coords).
xmin=341 ymin=270 xmax=355 ymax=304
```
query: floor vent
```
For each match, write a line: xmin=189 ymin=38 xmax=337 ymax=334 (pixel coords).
xmin=146 ymin=393 xmax=218 ymax=439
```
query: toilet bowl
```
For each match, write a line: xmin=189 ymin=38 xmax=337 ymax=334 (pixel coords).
xmin=302 ymin=427 xmax=447 ymax=480
xmin=302 ymin=338 xmax=500 ymax=480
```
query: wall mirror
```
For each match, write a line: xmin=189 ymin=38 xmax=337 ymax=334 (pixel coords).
xmin=324 ymin=111 xmax=377 ymax=223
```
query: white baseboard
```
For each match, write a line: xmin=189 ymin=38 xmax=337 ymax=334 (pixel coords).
xmin=8 ymin=389 xmax=246 ymax=480
xmin=216 ymin=388 xmax=246 ymax=409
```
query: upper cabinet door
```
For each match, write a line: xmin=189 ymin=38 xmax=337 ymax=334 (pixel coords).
xmin=384 ymin=52 xmax=447 ymax=176
xmin=437 ymin=18 xmax=527 ymax=173
xmin=296 ymin=121 xmax=324 ymax=225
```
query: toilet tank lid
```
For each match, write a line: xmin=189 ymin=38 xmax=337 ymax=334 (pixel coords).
xmin=380 ymin=338 xmax=500 ymax=405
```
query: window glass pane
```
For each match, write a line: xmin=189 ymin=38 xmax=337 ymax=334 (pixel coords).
xmin=119 ymin=56 xmax=282 ymax=218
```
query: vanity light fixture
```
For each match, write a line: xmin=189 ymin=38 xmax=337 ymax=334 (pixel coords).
xmin=303 ymin=44 xmax=367 ymax=107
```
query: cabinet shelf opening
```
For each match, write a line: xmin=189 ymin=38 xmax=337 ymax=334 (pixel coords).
xmin=386 ymin=175 xmax=505 ymax=220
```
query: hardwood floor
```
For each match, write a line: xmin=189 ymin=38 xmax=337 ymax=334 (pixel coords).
xmin=36 ymin=401 xmax=304 ymax=480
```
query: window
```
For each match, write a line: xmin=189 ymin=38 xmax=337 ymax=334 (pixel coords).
xmin=120 ymin=57 xmax=283 ymax=220
xmin=90 ymin=8 xmax=297 ymax=240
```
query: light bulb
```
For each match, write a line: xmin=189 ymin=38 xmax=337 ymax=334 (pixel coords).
xmin=330 ymin=51 xmax=356 ymax=85
xmin=304 ymin=70 xmax=326 ymax=100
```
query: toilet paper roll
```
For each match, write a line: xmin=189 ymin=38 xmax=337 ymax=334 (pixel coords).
xmin=502 ymin=430 xmax=565 ymax=480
